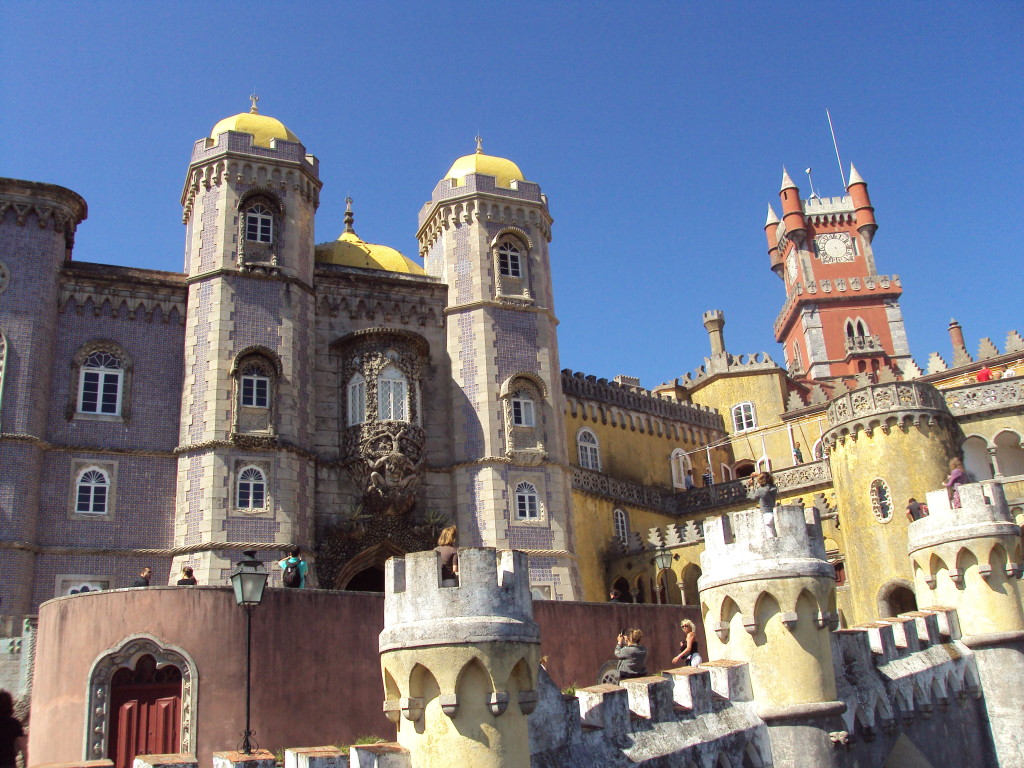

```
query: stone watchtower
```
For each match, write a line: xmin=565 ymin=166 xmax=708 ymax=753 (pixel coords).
xmin=699 ymin=505 xmax=842 ymax=768
xmin=416 ymin=140 xmax=578 ymax=599
xmin=0 ymin=179 xmax=87 ymax=620
xmin=175 ymin=99 xmax=322 ymax=583
xmin=823 ymin=379 xmax=961 ymax=624
xmin=910 ymin=480 xmax=1024 ymax=767
xmin=379 ymin=548 xmax=540 ymax=768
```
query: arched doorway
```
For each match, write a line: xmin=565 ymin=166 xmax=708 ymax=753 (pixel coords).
xmin=346 ymin=566 xmax=385 ymax=592
xmin=733 ymin=460 xmax=755 ymax=479
xmin=108 ymin=655 xmax=182 ymax=768
xmin=611 ymin=576 xmax=633 ymax=603
xmin=994 ymin=430 xmax=1024 ymax=477
xmin=962 ymin=435 xmax=992 ymax=481
xmin=681 ymin=564 xmax=702 ymax=606
xmin=878 ymin=579 xmax=917 ymax=618
xmin=658 ymin=569 xmax=682 ymax=604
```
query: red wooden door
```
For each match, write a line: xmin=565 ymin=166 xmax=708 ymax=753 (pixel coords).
xmin=108 ymin=655 xmax=182 ymax=768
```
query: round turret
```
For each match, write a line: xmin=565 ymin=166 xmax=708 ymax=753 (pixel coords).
xmin=380 ymin=548 xmax=540 ymax=768
xmin=846 ymin=163 xmax=877 ymax=242
xmin=823 ymin=380 xmax=960 ymax=625
xmin=778 ymin=168 xmax=806 ymax=245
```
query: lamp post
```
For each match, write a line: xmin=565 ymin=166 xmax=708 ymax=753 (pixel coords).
xmin=652 ymin=547 xmax=674 ymax=605
xmin=230 ymin=550 xmax=269 ymax=754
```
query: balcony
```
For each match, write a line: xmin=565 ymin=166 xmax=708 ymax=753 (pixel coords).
xmin=943 ymin=378 xmax=1023 ymax=418
xmin=844 ymin=334 xmax=883 ymax=356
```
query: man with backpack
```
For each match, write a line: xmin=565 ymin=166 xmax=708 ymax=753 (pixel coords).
xmin=278 ymin=546 xmax=308 ymax=589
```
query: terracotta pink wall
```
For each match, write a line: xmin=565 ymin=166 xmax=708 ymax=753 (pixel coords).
xmin=31 ymin=587 xmax=702 ymax=762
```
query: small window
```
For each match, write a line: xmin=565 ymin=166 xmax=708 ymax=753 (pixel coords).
xmin=613 ymin=508 xmax=629 ymax=543
xmin=498 ymin=241 xmax=522 ymax=277
xmin=76 ymin=468 xmax=110 ymax=515
xmin=238 ymin=466 xmax=267 ymax=510
xmin=240 ymin=362 xmax=270 ymax=408
xmin=512 ymin=396 xmax=535 ymax=427
xmin=514 ymin=481 xmax=539 ymax=520
xmin=348 ymin=372 xmax=366 ymax=425
xmin=377 ymin=365 xmax=408 ymax=421
xmin=577 ymin=428 xmax=601 ymax=470
xmin=732 ymin=402 xmax=756 ymax=433
xmin=79 ymin=351 xmax=123 ymax=415
xmin=870 ymin=478 xmax=892 ymax=523
xmin=856 ymin=320 xmax=868 ymax=337
xmin=245 ymin=204 xmax=273 ymax=243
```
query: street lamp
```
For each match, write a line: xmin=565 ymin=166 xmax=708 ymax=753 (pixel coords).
xmin=230 ymin=550 xmax=268 ymax=754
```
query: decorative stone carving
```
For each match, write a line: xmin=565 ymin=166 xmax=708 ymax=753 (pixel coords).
xmin=944 ymin=379 xmax=1023 ymax=417
xmin=347 ymin=423 xmax=425 ymax=516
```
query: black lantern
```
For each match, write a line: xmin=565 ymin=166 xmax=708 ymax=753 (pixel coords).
xmin=230 ymin=550 xmax=268 ymax=753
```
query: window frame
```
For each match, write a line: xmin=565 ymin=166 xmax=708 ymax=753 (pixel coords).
xmin=577 ymin=428 xmax=601 ymax=471
xmin=670 ymin=448 xmax=691 ymax=489
xmin=347 ymin=372 xmax=367 ymax=426
xmin=377 ymin=364 xmax=409 ymax=422
xmin=613 ymin=508 xmax=629 ymax=543
xmin=75 ymin=467 xmax=110 ymax=516
xmin=78 ymin=351 xmax=124 ymax=417
xmin=245 ymin=203 xmax=274 ymax=244
xmin=870 ymin=478 xmax=893 ymax=523
xmin=240 ymin=362 xmax=271 ymax=409
xmin=514 ymin=481 xmax=540 ymax=520
xmin=512 ymin=396 xmax=536 ymax=428
xmin=68 ymin=460 xmax=118 ymax=521
xmin=731 ymin=402 xmax=756 ymax=433
xmin=237 ymin=465 xmax=268 ymax=511
xmin=498 ymin=240 xmax=522 ymax=278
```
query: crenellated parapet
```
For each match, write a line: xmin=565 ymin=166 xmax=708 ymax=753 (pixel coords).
xmin=678 ymin=351 xmax=781 ymax=389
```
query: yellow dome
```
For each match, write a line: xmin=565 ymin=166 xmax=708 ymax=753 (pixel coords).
xmin=445 ymin=149 xmax=525 ymax=189
xmin=210 ymin=102 xmax=299 ymax=148
xmin=316 ymin=231 xmax=424 ymax=275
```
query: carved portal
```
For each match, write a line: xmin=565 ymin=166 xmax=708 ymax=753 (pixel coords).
xmin=86 ymin=633 xmax=197 ymax=758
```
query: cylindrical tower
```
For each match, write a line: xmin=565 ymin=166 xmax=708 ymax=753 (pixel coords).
xmin=379 ymin=548 xmax=540 ymax=768
xmin=0 ymin=179 xmax=87 ymax=620
xmin=699 ymin=505 xmax=842 ymax=767
xmin=823 ymin=380 xmax=961 ymax=625
xmin=909 ymin=480 xmax=1024 ymax=767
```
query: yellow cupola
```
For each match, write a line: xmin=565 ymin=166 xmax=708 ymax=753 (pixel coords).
xmin=210 ymin=95 xmax=300 ymax=148
xmin=315 ymin=198 xmax=424 ymax=275
xmin=444 ymin=136 xmax=525 ymax=189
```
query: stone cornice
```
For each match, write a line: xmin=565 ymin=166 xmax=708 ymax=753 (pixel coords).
xmin=60 ymin=262 xmax=187 ymax=324
xmin=774 ymin=274 xmax=902 ymax=339
xmin=186 ymin=267 xmax=316 ymax=296
xmin=0 ymin=433 xmax=175 ymax=458
xmin=442 ymin=299 xmax=558 ymax=325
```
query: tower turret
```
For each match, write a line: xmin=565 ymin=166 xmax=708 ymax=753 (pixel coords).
xmin=416 ymin=141 xmax=578 ymax=599
xmin=703 ymin=309 xmax=727 ymax=357
xmin=909 ymin=480 xmax=1024 ymax=767
xmin=699 ymin=505 xmax=841 ymax=767
xmin=175 ymin=100 xmax=322 ymax=584
xmin=846 ymin=163 xmax=877 ymax=243
xmin=779 ymin=168 xmax=806 ymax=245
xmin=823 ymin=380 xmax=961 ymax=625
xmin=765 ymin=204 xmax=782 ymax=277
xmin=380 ymin=548 xmax=540 ymax=768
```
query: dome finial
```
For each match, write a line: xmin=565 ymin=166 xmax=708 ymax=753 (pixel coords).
xmin=249 ymin=92 xmax=260 ymax=114
xmin=344 ymin=196 xmax=355 ymax=234
xmin=475 ymin=134 xmax=483 ymax=154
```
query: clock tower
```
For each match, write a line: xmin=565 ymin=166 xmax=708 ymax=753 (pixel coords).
xmin=765 ymin=165 xmax=912 ymax=383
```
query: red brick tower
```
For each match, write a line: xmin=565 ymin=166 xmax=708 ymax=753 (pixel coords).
xmin=766 ymin=165 xmax=912 ymax=383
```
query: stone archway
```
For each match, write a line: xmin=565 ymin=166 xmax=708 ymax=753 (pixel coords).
xmin=335 ymin=539 xmax=406 ymax=591
xmin=877 ymin=578 xmax=917 ymax=619
xmin=86 ymin=634 xmax=197 ymax=760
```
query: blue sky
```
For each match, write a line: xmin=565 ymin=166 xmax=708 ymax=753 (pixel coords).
xmin=3 ymin=2 xmax=1021 ymax=389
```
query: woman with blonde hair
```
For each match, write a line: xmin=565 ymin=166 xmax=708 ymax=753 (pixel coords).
xmin=747 ymin=471 xmax=778 ymax=536
xmin=944 ymin=457 xmax=966 ymax=509
xmin=435 ymin=525 xmax=459 ymax=586
xmin=672 ymin=619 xmax=702 ymax=667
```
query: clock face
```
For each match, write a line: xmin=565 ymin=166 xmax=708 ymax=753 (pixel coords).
xmin=816 ymin=232 xmax=855 ymax=264
xmin=786 ymin=252 xmax=798 ymax=282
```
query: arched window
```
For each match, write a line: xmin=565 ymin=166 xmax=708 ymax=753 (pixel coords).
xmin=577 ymin=428 xmax=601 ymax=470
xmin=512 ymin=395 xmax=535 ymax=427
xmin=846 ymin=320 xmax=856 ymax=340
xmin=856 ymin=320 xmax=868 ymax=337
xmin=245 ymin=203 xmax=273 ymax=243
xmin=792 ymin=342 xmax=803 ymax=371
xmin=237 ymin=466 xmax=267 ymax=510
xmin=76 ymin=468 xmax=110 ymax=515
xmin=498 ymin=240 xmax=522 ymax=277
xmin=514 ymin=482 xmax=539 ymax=520
xmin=240 ymin=361 xmax=270 ymax=408
xmin=347 ymin=372 xmax=366 ymax=425
xmin=670 ymin=448 xmax=692 ymax=488
xmin=613 ymin=508 xmax=629 ymax=543
xmin=731 ymin=402 xmax=756 ymax=433
xmin=377 ymin=365 xmax=408 ymax=421
xmin=870 ymin=478 xmax=892 ymax=523
xmin=79 ymin=350 xmax=124 ymax=416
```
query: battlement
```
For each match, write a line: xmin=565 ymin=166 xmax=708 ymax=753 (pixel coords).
xmin=679 ymin=351 xmax=781 ymax=389
xmin=802 ymin=194 xmax=854 ymax=216
xmin=379 ymin=548 xmax=540 ymax=653
xmin=909 ymin=481 xmax=1020 ymax=556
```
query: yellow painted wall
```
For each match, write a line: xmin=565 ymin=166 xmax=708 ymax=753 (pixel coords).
xmin=828 ymin=423 xmax=956 ymax=625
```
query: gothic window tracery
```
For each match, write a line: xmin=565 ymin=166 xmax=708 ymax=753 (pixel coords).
xmin=870 ymin=478 xmax=893 ymax=523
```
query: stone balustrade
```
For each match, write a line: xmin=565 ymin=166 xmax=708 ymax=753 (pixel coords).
xmin=943 ymin=377 xmax=1023 ymax=417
